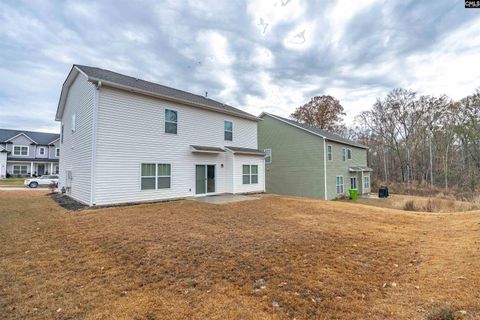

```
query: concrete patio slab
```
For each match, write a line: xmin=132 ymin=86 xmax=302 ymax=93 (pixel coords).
xmin=188 ymin=194 xmax=258 ymax=204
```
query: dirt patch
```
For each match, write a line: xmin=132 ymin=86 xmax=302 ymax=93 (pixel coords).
xmin=50 ymin=193 xmax=88 ymax=211
xmin=1 ymin=191 xmax=479 ymax=319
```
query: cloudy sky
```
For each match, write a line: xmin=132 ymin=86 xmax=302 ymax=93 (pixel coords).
xmin=1 ymin=0 xmax=479 ymax=132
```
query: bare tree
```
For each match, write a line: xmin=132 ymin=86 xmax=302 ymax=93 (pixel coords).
xmin=291 ymin=95 xmax=346 ymax=133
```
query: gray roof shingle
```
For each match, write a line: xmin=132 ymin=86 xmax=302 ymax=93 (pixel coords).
xmin=0 ymin=129 xmax=60 ymax=145
xmin=75 ymin=65 xmax=259 ymax=121
xmin=262 ymin=113 xmax=367 ymax=149
xmin=225 ymin=146 xmax=266 ymax=156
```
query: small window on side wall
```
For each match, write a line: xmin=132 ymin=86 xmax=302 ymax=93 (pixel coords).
xmin=347 ymin=148 xmax=352 ymax=160
xmin=264 ymin=149 xmax=272 ymax=164
xmin=242 ymin=165 xmax=258 ymax=184
xmin=55 ymin=148 xmax=60 ymax=157
xmin=165 ymin=109 xmax=178 ymax=134
xmin=224 ymin=120 xmax=233 ymax=141
xmin=71 ymin=113 xmax=76 ymax=133
xmin=39 ymin=147 xmax=45 ymax=155
xmin=327 ymin=145 xmax=332 ymax=161
xmin=342 ymin=148 xmax=346 ymax=161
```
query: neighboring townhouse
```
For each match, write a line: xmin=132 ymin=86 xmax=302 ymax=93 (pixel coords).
xmin=55 ymin=65 xmax=265 ymax=206
xmin=0 ymin=129 xmax=60 ymax=179
xmin=258 ymin=112 xmax=371 ymax=200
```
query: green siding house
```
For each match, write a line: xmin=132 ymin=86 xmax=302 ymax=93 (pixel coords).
xmin=258 ymin=113 xmax=372 ymax=200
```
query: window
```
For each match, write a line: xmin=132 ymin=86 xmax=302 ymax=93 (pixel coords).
xmin=13 ymin=165 xmax=28 ymax=175
xmin=347 ymin=148 xmax=352 ymax=160
xmin=224 ymin=120 xmax=233 ymax=141
xmin=55 ymin=148 xmax=60 ymax=157
xmin=13 ymin=145 xmax=29 ymax=156
xmin=364 ymin=176 xmax=370 ymax=189
xmin=165 ymin=109 xmax=178 ymax=134
xmin=61 ymin=124 xmax=64 ymax=143
xmin=264 ymin=149 xmax=272 ymax=164
xmin=336 ymin=176 xmax=344 ymax=194
xmin=342 ymin=148 xmax=346 ymax=161
xmin=350 ymin=177 xmax=357 ymax=189
xmin=39 ymin=147 xmax=45 ymax=155
xmin=54 ymin=165 xmax=59 ymax=174
xmin=71 ymin=113 xmax=76 ymax=133
xmin=141 ymin=163 xmax=171 ymax=190
xmin=327 ymin=145 xmax=332 ymax=161
xmin=242 ymin=165 xmax=258 ymax=184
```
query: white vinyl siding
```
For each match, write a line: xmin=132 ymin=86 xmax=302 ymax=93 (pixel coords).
xmin=13 ymin=145 xmax=29 ymax=156
xmin=57 ymin=72 xmax=95 ymax=205
xmin=336 ymin=176 xmax=344 ymax=194
xmin=94 ymin=87 xmax=263 ymax=205
xmin=264 ymin=149 xmax=272 ymax=164
xmin=224 ymin=120 xmax=233 ymax=141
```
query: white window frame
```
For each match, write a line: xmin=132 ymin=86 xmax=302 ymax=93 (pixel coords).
xmin=13 ymin=165 xmax=28 ymax=175
xmin=55 ymin=148 xmax=60 ymax=157
xmin=363 ymin=175 xmax=370 ymax=189
xmin=71 ymin=113 xmax=76 ymax=133
xmin=61 ymin=124 xmax=64 ymax=144
xmin=140 ymin=163 xmax=172 ymax=190
xmin=54 ymin=164 xmax=59 ymax=174
xmin=264 ymin=149 xmax=272 ymax=164
xmin=336 ymin=175 xmax=344 ymax=194
xmin=350 ymin=176 xmax=357 ymax=189
xmin=347 ymin=148 xmax=352 ymax=160
xmin=39 ymin=147 xmax=46 ymax=155
xmin=224 ymin=120 xmax=233 ymax=141
xmin=242 ymin=164 xmax=258 ymax=185
xmin=165 ymin=109 xmax=178 ymax=134
xmin=13 ymin=145 xmax=29 ymax=156
xmin=327 ymin=145 xmax=333 ymax=161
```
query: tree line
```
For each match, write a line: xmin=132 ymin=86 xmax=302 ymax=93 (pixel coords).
xmin=291 ymin=89 xmax=480 ymax=192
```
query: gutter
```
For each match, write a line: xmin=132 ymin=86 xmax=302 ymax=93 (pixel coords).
xmin=323 ymin=138 xmax=328 ymax=200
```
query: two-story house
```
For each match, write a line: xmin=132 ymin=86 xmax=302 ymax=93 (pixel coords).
xmin=0 ymin=129 xmax=60 ymax=179
xmin=258 ymin=113 xmax=371 ymax=200
xmin=55 ymin=65 xmax=265 ymax=206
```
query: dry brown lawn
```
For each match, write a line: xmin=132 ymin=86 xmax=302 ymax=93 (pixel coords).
xmin=0 ymin=191 xmax=479 ymax=320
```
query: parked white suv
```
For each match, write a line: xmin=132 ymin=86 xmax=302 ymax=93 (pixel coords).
xmin=24 ymin=175 xmax=59 ymax=188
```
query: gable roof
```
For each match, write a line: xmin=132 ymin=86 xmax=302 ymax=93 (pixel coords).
xmin=259 ymin=112 xmax=367 ymax=149
xmin=56 ymin=65 xmax=260 ymax=121
xmin=0 ymin=129 xmax=60 ymax=145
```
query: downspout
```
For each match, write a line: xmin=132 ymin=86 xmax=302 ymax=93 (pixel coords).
xmin=90 ymin=81 xmax=101 ymax=206
xmin=323 ymin=138 xmax=327 ymax=200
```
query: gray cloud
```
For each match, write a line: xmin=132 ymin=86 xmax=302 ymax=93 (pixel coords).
xmin=1 ymin=0 xmax=479 ymax=131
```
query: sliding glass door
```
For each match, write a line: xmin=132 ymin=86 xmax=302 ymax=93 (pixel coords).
xmin=195 ymin=165 xmax=215 ymax=195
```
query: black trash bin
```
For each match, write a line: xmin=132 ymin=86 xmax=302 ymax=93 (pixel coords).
xmin=378 ymin=186 xmax=389 ymax=198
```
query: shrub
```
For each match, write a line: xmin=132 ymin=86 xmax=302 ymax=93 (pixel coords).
xmin=426 ymin=306 xmax=457 ymax=320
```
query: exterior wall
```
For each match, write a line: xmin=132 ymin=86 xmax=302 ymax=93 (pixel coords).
xmin=58 ymin=73 xmax=95 ymax=205
xmin=232 ymin=154 xmax=265 ymax=194
xmin=324 ymin=141 xmax=369 ymax=199
xmin=258 ymin=115 xmax=326 ymax=199
xmin=93 ymin=86 xmax=262 ymax=205
xmin=0 ymin=152 xmax=6 ymax=178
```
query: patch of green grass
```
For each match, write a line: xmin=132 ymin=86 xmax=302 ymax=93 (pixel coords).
xmin=0 ymin=178 xmax=25 ymax=186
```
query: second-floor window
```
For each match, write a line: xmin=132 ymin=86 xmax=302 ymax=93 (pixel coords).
xmin=347 ymin=148 xmax=352 ymax=160
xmin=165 ymin=109 xmax=178 ymax=134
xmin=13 ymin=145 xmax=29 ymax=156
xmin=39 ymin=147 xmax=45 ymax=155
xmin=264 ymin=149 xmax=272 ymax=164
xmin=71 ymin=113 xmax=76 ymax=133
xmin=224 ymin=120 xmax=233 ymax=141
xmin=55 ymin=148 xmax=60 ymax=157
xmin=327 ymin=145 xmax=332 ymax=161
xmin=342 ymin=148 xmax=346 ymax=161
